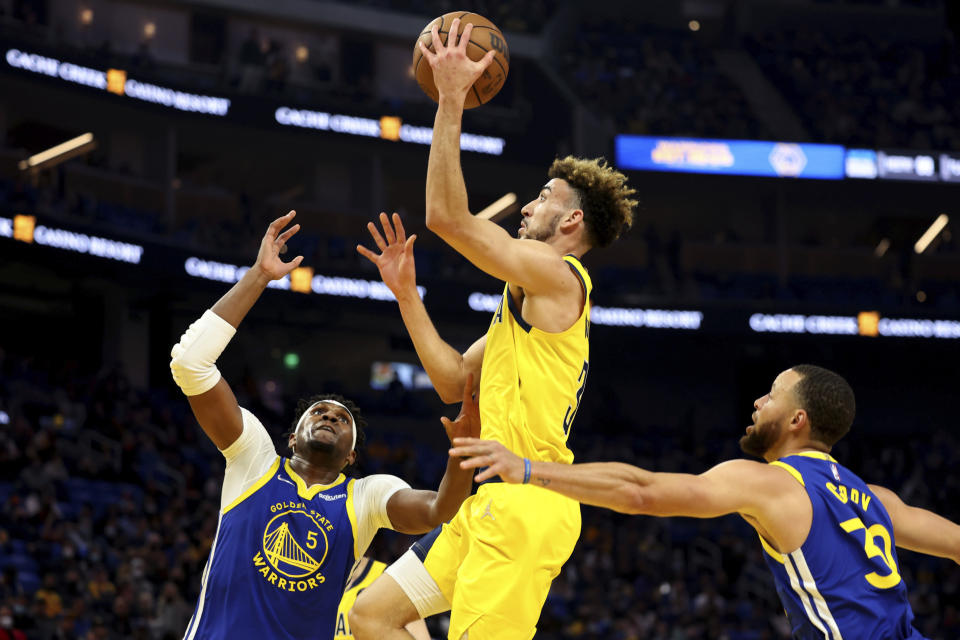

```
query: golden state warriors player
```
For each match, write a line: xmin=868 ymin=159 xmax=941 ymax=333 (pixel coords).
xmin=452 ymin=365 xmax=960 ymax=640
xmin=351 ymin=18 xmax=637 ymax=640
xmin=170 ymin=212 xmax=477 ymax=640
xmin=335 ymin=557 xmax=430 ymax=640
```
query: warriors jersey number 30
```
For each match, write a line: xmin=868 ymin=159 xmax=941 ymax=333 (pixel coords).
xmin=761 ymin=452 xmax=926 ymax=640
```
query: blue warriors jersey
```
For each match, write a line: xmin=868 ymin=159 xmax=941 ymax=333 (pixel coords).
xmin=184 ymin=457 xmax=358 ymax=640
xmin=760 ymin=452 xmax=926 ymax=640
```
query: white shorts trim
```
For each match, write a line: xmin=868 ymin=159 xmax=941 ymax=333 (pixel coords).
xmin=384 ymin=549 xmax=451 ymax=618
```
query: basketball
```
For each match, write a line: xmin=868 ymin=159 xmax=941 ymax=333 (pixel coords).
xmin=413 ymin=12 xmax=510 ymax=109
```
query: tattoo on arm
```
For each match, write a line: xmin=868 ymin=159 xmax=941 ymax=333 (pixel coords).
xmin=537 ymin=478 xmax=551 ymax=487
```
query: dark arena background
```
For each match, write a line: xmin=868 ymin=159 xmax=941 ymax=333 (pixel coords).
xmin=2 ymin=0 xmax=960 ymax=638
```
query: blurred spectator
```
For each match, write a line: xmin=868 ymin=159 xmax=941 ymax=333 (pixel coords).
xmin=746 ymin=28 xmax=960 ymax=149
xmin=265 ymin=40 xmax=290 ymax=93
xmin=34 ymin=573 xmax=63 ymax=619
xmin=0 ymin=605 xmax=27 ymax=640
xmin=238 ymin=29 xmax=266 ymax=92
xmin=561 ymin=19 xmax=765 ymax=140
xmin=151 ymin=582 xmax=191 ymax=640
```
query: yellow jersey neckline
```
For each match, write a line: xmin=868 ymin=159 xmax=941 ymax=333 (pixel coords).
xmin=284 ymin=459 xmax=346 ymax=499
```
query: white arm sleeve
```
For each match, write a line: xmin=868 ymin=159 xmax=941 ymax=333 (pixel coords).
xmin=170 ymin=310 xmax=236 ymax=397
xmin=351 ymin=474 xmax=411 ymax=556
xmin=219 ymin=407 xmax=278 ymax=511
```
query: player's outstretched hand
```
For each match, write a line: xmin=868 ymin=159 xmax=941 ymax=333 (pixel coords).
xmin=356 ymin=212 xmax=418 ymax=298
xmin=254 ymin=210 xmax=304 ymax=280
xmin=441 ymin=374 xmax=479 ymax=444
xmin=418 ymin=17 xmax=496 ymax=102
xmin=450 ymin=437 xmax=524 ymax=484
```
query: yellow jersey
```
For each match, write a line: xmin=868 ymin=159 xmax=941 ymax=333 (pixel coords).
xmin=479 ymin=255 xmax=591 ymax=464
xmin=333 ymin=558 xmax=386 ymax=639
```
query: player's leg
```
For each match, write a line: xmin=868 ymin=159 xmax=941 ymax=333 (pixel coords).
xmin=351 ymin=523 xmax=460 ymax=640
xmin=349 ymin=569 xmax=425 ymax=640
xmin=446 ymin=485 xmax=581 ymax=640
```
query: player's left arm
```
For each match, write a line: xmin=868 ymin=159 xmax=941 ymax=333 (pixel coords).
xmin=449 ymin=438 xmax=774 ymax=519
xmin=385 ymin=376 xmax=479 ymax=534
xmin=868 ymin=484 xmax=960 ymax=564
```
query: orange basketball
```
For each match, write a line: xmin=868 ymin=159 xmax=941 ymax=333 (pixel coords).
xmin=412 ymin=12 xmax=509 ymax=109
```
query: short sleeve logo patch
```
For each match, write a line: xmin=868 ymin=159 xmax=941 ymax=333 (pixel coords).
xmin=252 ymin=503 xmax=335 ymax=592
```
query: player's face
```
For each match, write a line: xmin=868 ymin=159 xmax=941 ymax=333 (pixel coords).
xmin=518 ymin=178 xmax=575 ymax=242
xmin=740 ymin=370 xmax=801 ymax=458
xmin=293 ymin=400 xmax=354 ymax=456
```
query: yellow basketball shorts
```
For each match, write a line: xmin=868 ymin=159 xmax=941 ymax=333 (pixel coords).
xmin=416 ymin=482 xmax=581 ymax=640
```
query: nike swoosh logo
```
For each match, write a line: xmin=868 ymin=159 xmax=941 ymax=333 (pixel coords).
xmin=277 ymin=475 xmax=295 ymax=486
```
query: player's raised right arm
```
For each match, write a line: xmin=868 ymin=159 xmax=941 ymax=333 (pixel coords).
xmin=417 ymin=20 xmax=577 ymax=296
xmin=868 ymin=484 xmax=960 ymax=565
xmin=170 ymin=211 xmax=303 ymax=449
xmin=358 ymin=213 xmax=483 ymax=403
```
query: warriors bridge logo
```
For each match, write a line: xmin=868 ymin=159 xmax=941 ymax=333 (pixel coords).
xmin=253 ymin=504 xmax=334 ymax=592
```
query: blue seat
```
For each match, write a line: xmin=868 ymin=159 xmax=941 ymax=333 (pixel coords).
xmin=18 ymin=571 xmax=40 ymax=594
xmin=3 ymin=555 xmax=37 ymax=574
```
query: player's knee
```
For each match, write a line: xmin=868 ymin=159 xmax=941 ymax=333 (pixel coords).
xmin=348 ymin=592 xmax=388 ymax=638
xmin=347 ymin=603 xmax=376 ymax=639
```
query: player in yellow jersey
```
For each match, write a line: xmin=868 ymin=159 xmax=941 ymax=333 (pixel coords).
xmin=335 ymin=557 xmax=430 ymax=640
xmin=350 ymin=18 xmax=637 ymax=640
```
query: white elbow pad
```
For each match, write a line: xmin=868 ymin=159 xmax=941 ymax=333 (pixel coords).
xmin=170 ymin=310 xmax=236 ymax=396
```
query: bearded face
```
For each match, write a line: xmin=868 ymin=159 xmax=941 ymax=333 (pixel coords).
xmin=520 ymin=212 xmax=562 ymax=242
xmin=739 ymin=418 xmax=783 ymax=458
xmin=741 ymin=370 xmax=802 ymax=459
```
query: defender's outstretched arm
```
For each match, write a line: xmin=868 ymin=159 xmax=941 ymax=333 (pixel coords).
xmin=170 ymin=212 xmax=303 ymax=449
xmin=869 ymin=484 xmax=960 ymax=564
xmin=449 ymin=437 xmax=779 ymax=520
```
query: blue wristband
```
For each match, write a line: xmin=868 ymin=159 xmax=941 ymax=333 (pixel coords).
xmin=523 ymin=458 xmax=532 ymax=484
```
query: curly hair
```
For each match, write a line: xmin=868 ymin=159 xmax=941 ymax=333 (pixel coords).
xmin=287 ymin=393 xmax=367 ymax=476
xmin=791 ymin=365 xmax=856 ymax=447
xmin=547 ymin=156 xmax=638 ymax=248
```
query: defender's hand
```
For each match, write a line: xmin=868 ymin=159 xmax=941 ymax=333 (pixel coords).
xmin=441 ymin=374 xmax=480 ymax=443
xmin=450 ymin=437 xmax=524 ymax=483
xmin=357 ymin=213 xmax=418 ymax=297
xmin=418 ymin=18 xmax=496 ymax=102
xmin=254 ymin=211 xmax=304 ymax=280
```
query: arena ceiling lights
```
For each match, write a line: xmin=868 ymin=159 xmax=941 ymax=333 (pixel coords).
xmin=18 ymin=132 xmax=96 ymax=172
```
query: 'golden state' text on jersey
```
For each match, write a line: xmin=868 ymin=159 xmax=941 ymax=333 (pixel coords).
xmin=760 ymin=452 xmax=927 ymax=640
xmin=183 ymin=457 xmax=358 ymax=640
xmin=479 ymin=254 xmax=591 ymax=464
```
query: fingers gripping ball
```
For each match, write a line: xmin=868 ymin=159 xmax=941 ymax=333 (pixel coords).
xmin=413 ymin=12 xmax=509 ymax=109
